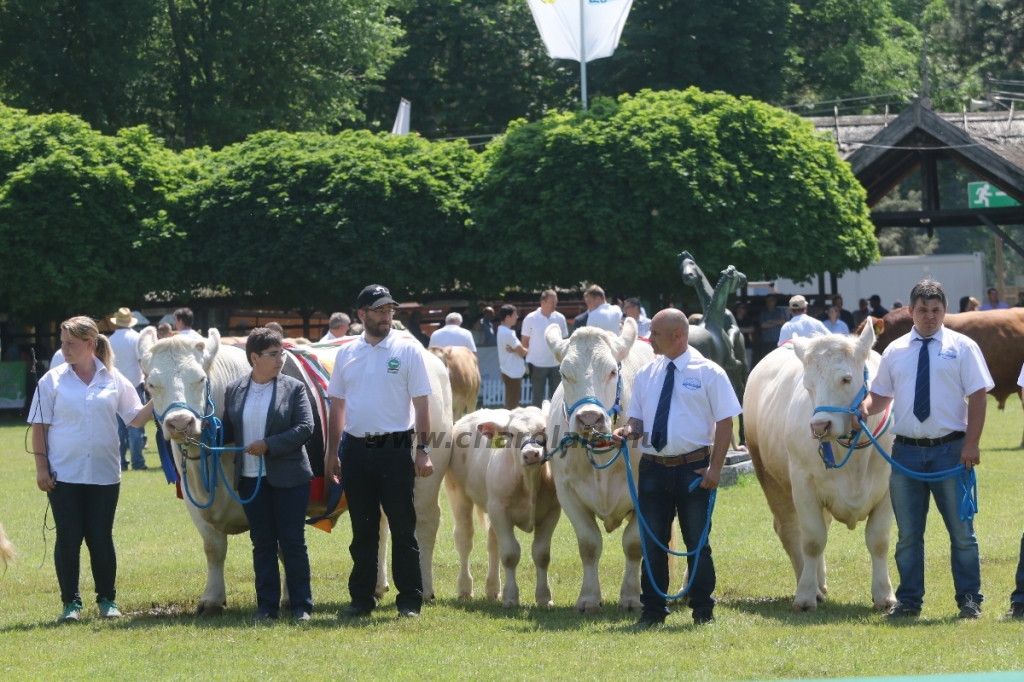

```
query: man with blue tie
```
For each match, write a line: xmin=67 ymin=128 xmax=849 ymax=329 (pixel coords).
xmin=615 ymin=308 xmax=741 ymax=628
xmin=860 ymin=279 xmax=993 ymax=619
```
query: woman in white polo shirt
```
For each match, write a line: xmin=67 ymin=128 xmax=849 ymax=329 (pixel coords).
xmin=29 ymin=316 xmax=154 ymax=623
xmin=497 ymin=304 xmax=527 ymax=410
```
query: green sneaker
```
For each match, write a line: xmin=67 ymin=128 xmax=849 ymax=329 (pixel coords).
xmin=98 ymin=598 xmax=122 ymax=619
xmin=58 ymin=601 xmax=82 ymax=624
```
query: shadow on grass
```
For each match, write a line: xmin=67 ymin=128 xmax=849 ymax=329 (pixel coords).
xmin=437 ymin=596 xmax=641 ymax=631
xmin=724 ymin=596 xmax=954 ymax=627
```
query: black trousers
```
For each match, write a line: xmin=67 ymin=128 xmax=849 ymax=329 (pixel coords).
xmin=48 ymin=481 xmax=120 ymax=605
xmin=341 ymin=433 xmax=422 ymax=612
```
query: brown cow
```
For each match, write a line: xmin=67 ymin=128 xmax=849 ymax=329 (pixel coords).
xmin=428 ymin=345 xmax=481 ymax=419
xmin=856 ymin=307 xmax=1024 ymax=446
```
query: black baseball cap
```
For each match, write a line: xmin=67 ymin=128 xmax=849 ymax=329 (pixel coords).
xmin=357 ymin=284 xmax=398 ymax=309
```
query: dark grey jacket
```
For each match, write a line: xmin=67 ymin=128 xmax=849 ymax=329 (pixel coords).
xmin=221 ymin=373 xmax=314 ymax=490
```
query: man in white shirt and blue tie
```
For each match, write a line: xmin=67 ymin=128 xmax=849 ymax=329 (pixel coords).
xmin=615 ymin=308 xmax=741 ymax=628
xmin=860 ymin=279 xmax=993 ymax=619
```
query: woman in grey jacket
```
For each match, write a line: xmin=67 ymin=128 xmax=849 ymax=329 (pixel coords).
xmin=221 ymin=327 xmax=315 ymax=622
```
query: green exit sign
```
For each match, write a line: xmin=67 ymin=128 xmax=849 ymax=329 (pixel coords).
xmin=968 ymin=181 xmax=1021 ymax=208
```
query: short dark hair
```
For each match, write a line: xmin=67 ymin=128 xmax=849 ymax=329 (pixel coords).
xmin=265 ymin=321 xmax=284 ymax=334
xmin=174 ymin=307 xmax=194 ymax=327
xmin=584 ymin=285 xmax=605 ymax=301
xmin=246 ymin=327 xmax=284 ymax=366
xmin=540 ymin=289 xmax=557 ymax=301
xmin=869 ymin=294 xmax=881 ymax=303
xmin=909 ymin=279 xmax=947 ymax=309
xmin=988 ymin=287 xmax=998 ymax=295
xmin=498 ymin=304 xmax=517 ymax=322
xmin=624 ymin=297 xmax=641 ymax=309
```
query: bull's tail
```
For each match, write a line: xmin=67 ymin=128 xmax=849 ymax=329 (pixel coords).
xmin=0 ymin=523 xmax=16 ymax=571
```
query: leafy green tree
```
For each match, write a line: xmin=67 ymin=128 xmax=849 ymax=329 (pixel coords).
xmin=0 ymin=0 xmax=164 ymax=134
xmin=0 ymin=105 xmax=183 ymax=320
xmin=587 ymin=0 xmax=793 ymax=103
xmin=363 ymin=0 xmax=577 ymax=137
xmin=179 ymin=129 xmax=483 ymax=332
xmin=467 ymin=88 xmax=878 ymax=301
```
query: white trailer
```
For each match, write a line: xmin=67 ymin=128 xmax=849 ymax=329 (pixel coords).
xmin=774 ymin=253 xmax=986 ymax=310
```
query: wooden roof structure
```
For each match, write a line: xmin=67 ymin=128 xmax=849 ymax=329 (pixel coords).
xmin=811 ymin=97 xmax=1024 ymax=258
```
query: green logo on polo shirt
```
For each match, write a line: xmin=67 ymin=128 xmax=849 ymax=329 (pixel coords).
xmin=387 ymin=357 xmax=401 ymax=374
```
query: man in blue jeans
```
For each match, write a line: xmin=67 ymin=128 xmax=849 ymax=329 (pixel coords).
xmin=1009 ymin=365 xmax=1024 ymax=619
xmin=861 ymin=279 xmax=993 ymax=619
xmin=615 ymin=308 xmax=741 ymax=628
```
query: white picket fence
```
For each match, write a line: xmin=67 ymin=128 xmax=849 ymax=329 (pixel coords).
xmin=479 ymin=378 xmax=541 ymax=407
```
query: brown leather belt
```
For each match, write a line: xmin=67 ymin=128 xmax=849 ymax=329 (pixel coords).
xmin=641 ymin=446 xmax=710 ymax=467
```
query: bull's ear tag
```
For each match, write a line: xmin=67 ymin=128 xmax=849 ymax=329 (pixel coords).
xmin=491 ymin=435 xmax=507 ymax=448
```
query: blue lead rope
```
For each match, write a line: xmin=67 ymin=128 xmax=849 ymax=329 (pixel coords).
xmin=154 ymin=382 xmax=262 ymax=508
xmin=811 ymin=365 xmax=978 ymax=522
xmin=621 ymin=442 xmax=715 ymax=601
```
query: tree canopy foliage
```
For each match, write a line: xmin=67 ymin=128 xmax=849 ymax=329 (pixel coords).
xmin=468 ymin=89 xmax=878 ymax=301
xmin=0 ymin=89 xmax=876 ymax=320
xmin=0 ymin=105 xmax=183 ymax=319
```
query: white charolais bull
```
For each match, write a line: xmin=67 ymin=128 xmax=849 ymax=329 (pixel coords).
xmin=139 ymin=329 xmax=453 ymax=615
xmin=445 ymin=405 xmax=559 ymax=607
xmin=544 ymin=318 xmax=655 ymax=614
xmin=744 ymin=323 xmax=896 ymax=612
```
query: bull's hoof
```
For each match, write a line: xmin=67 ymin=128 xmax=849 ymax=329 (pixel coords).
xmin=792 ymin=595 xmax=818 ymax=612
xmin=373 ymin=584 xmax=390 ymax=600
xmin=537 ymin=599 xmax=554 ymax=608
xmin=873 ymin=596 xmax=897 ymax=611
xmin=574 ymin=600 xmax=601 ymax=616
xmin=485 ymin=590 xmax=500 ymax=600
xmin=281 ymin=598 xmax=291 ymax=612
xmin=503 ymin=599 xmax=520 ymax=608
xmin=196 ymin=602 xmax=225 ymax=617
xmin=423 ymin=592 xmax=435 ymax=602
xmin=617 ymin=598 xmax=642 ymax=613
xmin=457 ymin=591 xmax=473 ymax=600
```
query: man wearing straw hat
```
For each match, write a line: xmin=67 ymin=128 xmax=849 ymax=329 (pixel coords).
xmin=109 ymin=308 xmax=147 ymax=471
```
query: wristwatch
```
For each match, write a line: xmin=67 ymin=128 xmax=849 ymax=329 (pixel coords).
xmin=416 ymin=445 xmax=432 ymax=455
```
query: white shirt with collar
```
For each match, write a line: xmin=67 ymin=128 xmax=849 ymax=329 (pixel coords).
xmin=178 ymin=328 xmax=204 ymax=341
xmin=626 ymin=347 xmax=742 ymax=456
xmin=320 ymin=330 xmax=340 ymax=343
xmin=109 ymin=327 xmax=144 ymax=386
xmin=327 ymin=330 xmax=433 ymax=436
xmin=496 ymin=325 xmax=526 ymax=378
xmin=428 ymin=324 xmax=478 ymax=352
xmin=241 ymin=378 xmax=273 ymax=477
xmin=634 ymin=315 xmax=652 ymax=338
xmin=778 ymin=313 xmax=830 ymax=346
xmin=28 ymin=356 xmax=144 ymax=485
xmin=586 ymin=303 xmax=623 ymax=334
xmin=521 ymin=308 xmax=568 ymax=367
xmin=872 ymin=325 xmax=994 ymax=439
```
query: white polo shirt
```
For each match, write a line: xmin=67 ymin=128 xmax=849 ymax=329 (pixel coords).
xmin=521 ymin=308 xmax=568 ymax=367
xmin=109 ymin=327 xmax=144 ymax=386
xmin=428 ymin=324 xmax=478 ymax=352
xmin=626 ymin=348 xmax=742 ymax=456
xmin=28 ymin=357 xmax=144 ymax=485
xmin=328 ymin=330 xmax=432 ymax=436
xmin=496 ymin=325 xmax=526 ymax=378
xmin=778 ymin=314 xmax=830 ymax=346
xmin=178 ymin=328 xmax=203 ymax=341
xmin=319 ymin=330 xmax=340 ymax=342
xmin=1018 ymin=363 xmax=1024 ymax=388
xmin=587 ymin=303 xmax=622 ymax=333
xmin=872 ymin=326 xmax=993 ymax=439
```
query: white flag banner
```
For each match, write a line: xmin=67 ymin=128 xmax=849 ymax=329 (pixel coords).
xmin=391 ymin=98 xmax=411 ymax=135
xmin=526 ymin=0 xmax=633 ymax=63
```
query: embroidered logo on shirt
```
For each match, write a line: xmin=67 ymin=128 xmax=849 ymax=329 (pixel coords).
xmin=681 ymin=377 xmax=702 ymax=390
xmin=939 ymin=347 xmax=958 ymax=360
xmin=387 ymin=357 xmax=401 ymax=374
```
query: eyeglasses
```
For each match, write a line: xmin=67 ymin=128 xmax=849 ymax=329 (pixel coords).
xmin=259 ymin=350 xmax=286 ymax=359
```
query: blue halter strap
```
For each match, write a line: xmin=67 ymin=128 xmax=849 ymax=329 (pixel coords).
xmin=153 ymin=378 xmax=261 ymax=508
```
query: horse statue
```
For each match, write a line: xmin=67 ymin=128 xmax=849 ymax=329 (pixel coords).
xmin=679 ymin=251 xmax=748 ymax=405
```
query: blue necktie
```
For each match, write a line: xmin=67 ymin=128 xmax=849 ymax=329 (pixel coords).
xmin=913 ymin=337 xmax=933 ymax=423
xmin=651 ymin=362 xmax=675 ymax=452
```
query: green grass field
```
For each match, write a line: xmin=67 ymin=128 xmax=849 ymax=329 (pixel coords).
xmin=2 ymin=399 xmax=1024 ymax=681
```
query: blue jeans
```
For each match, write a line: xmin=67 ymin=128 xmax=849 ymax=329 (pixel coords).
xmin=1011 ymin=534 xmax=1024 ymax=606
xmin=889 ymin=438 xmax=982 ymax=609
xmin=118 ymin=383 xmax=146 ymax=470
xmin=238 ymin=477 xmax=313 ymax=617
xmin=638 ymin=457 xmax=716 ymax=617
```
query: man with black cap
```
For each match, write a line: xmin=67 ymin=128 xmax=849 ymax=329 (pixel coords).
xmin=326 ymin=284 xmax=434 ymax=619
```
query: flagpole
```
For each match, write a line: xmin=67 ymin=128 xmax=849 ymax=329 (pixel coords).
xmin=579 ymin=0 xmax=587 ymax=110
